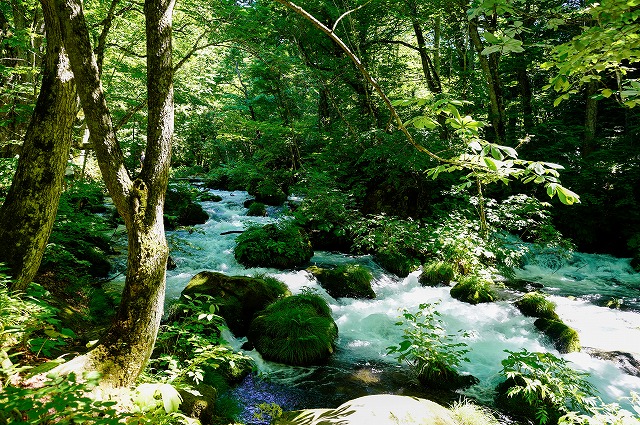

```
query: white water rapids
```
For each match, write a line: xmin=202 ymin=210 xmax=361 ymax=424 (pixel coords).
xmin=129 ymin=189 xmax=640 ymax=414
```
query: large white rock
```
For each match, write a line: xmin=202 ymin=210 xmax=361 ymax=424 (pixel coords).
xmin=276 ymin=394 xmax=458 ymax=425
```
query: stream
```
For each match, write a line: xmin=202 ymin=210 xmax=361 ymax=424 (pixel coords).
xmin=120 ymin=189 xmax=640 ymax=421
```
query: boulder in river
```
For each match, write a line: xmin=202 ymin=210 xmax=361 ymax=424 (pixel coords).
xmin=308 ymin=264 xmax=375 ymax=299
xmin=534 ymin=318 xmax=581 ymax=353
xmin=514 ymin=291 xmax=560 ymax=320
xmin=180 ymin=271 xmax=290 ymax=336
xmin=450 ymin=275 xmax=496 ymax=304
xmin=248 ymin=293 xmax=338 ymax=366
xmin=274 ymin=394 xmax=458 ymax=425
xmin=419 ymin=261 xmax=456 ymax=287
xmin=234 ymin=222 xmax=313 ymax=269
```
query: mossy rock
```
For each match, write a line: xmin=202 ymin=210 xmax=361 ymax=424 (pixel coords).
xmin=450 ymin=275 xmax=496 ymax=304
xmin=373 ymin=249 xmax=420 ymax=278
xmin=246 ymin=202 xmax=267 ymax=217
xmin=534 ymin=318 xmax=581 ymax=353
xmin=249 ymin=180 xmax=287 ymax=206
xmin=181 ymin=271 xmax=290 ymax=336
xmin=631 ymin=253 xmax=640 ymax=272
xmin=248 ymin=293 xmax=338 ymax=366
xmin=416 ymin=358 xmax=479 ymax=390
xmin=198 ymin=192 xmax=223 ymax=202
xmin=178 ymin=384 xmax=217 ymax=425
xmin=164 ymin=187 xmax=209 ymax=228
xmin=234 ymin=222 xmax=313 ymax=269
xmin=514 ymin=292 xmax=560 ymax=320
xmin=309 ymin=264 xmax=375 ymax=299
xmin=419 ymin=261 xmax=455 ymax=287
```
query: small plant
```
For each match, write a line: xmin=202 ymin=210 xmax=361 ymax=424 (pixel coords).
xmin=559 ymin=392 xmax=640 ymax=425
xmin=497 ymin=349 xmax=599 ymax=425
xmin=387 ymin=302 xmax=474 ymax=389
xmin=451 ymin=400 xmax=501 ymax=425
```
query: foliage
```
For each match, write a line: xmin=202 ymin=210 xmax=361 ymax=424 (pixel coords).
xmin=419 ymin=261 xmax=456 ymax=287
xmin=248 ymin=293 xmax=338 ymax=366
xmin=164 ymin=182 xmax=209 ymax=229
xmin=0 ymin=157 xmax=18 ymax=202
xmin=0 ymin=279 xmax=75 ymax=360
xmin=515 ymin=292 xmax=560 ymax=320
xmin=450 ymin=400 xmax=501 ymax=425
xmin=387 ymin=302 xmax=473 ymax=388
xmin=559 ymin=392 xmax=640 ymax=425
xmin=150 ymin=293 xmax=254 ymax=387
xmin=44 ymin=180 xmax=113 ymax=281
xmin=450 ymin=275 xmax=497 ymax=305
xmin=498 ymin=349 xmax=599 ymax=425
xmin=234 ymin=221 xmax=313 ymax=269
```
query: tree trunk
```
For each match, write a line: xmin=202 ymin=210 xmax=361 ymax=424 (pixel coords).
xmin=468 ymin=17 xmax=506 ymax=144
xmin=0 ymin=0 xmax=76 ymax=291
xmin=583 ymin=81 xmax=598 ymax=158
xmin=53 ymin=0 xmax=173 ymax=388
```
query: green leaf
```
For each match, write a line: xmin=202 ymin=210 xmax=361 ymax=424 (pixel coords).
xmin=159 ymin=383 xmax=182 ymax=413
xmin=484 ymin=157 xmax=499 ymax=170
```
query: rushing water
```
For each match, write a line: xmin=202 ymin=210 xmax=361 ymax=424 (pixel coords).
xmin=130 ymin=189 xmax=640 ymax=419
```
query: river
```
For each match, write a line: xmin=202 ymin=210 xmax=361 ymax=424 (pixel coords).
xmin=152 ymin=189 xmax=640 ymax=422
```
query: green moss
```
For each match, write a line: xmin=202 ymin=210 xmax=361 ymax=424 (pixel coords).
xmin=246 ymin=202 xmax=267 ymax=217
xmin=419 ymin=261 xmax=455 ymax=287
xmin=250 ymin=180 xmax=287 ymax=206
xmin=248 ymin=294 xmax=338 ymax=366
xmin=234 ymin=222 xmax=313 ymax=269
xmin=514 ymin=292 xmax=559 ymax=320
xmin=534 ymin=318 xmax=581 ymax=353
xmin=310 ymin=264 xmax=375 ymax=299
xmin=450 ymin=276 xmax=496 ymax=304
xmin=373 ymin=249 xmax=420 ymax=278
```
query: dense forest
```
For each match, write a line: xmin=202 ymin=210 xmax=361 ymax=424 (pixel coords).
xmin=1 ymin=0 xmax=639 ymax=423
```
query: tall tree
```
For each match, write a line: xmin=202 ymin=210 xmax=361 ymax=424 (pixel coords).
xmin=52 ymin=0 xmax=174 ymax=387
xmin=0 ymin=0 xmax=76 ymax=291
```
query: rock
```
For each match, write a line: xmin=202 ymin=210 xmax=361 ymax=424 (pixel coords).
xmin=234 ymin=222 xmax=313 ymax=269
xmin=514 ymin=292 xmax=560 ymax=320
xmin=248 ymin=293 xmax=338 ymax=366
xmin=275 ymin=394 xmax=458 ymax=425
xmin=181 ymin=271 xmax=290 ymax=336
xmin=246 ymin=202 xmax=267 ymax=217
xmin=450 ymin=275 xmax=496 ymax=304
xmin=373 ymin=249 xmax=420 ymax=278
xmin=164 ymin=188 xmax=209 ymax=228
xmin=197 ymin=192 xmax=222 ymax=202
xmin=585 ymin=348 xmax=640 ymax=377
xmin=419 ymin=261 xmax=455 ymax=287
xmin=249 ymin=179 xmax=287 ymax=206
xmin=309 ymin=264 xmax=375 ymax=299
xmin=178 ymin=384 xmax=217 ymax=425
xmin=534 ymin=318 xmax=581 ymax=353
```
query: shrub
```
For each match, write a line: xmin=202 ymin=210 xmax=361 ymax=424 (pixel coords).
xmin=450 ymin=275 xmax=496 ymax=304
xmin=234 ymin=222 xmax=313 ymax=269
xmin=248 ymin=293 xmax=338 ymax=366
xmin=534 ymin=318 xmax=581 ymax=353
xmin=164 ymin=184 xmax=209 ymax=229
xmin=419 ymin=261 xmax=456 ymax=287
xmin=250 ymin=179 xmax=287 ymax=206
xmin=515 ymin=292 xmax=560 ymax=320
xmin=310 ymin=264 xmax=375 ymax=299
xmin=387 ymin=302 xmax=475 ymax=389
xmin=497 ymin=349 xmax=598 ymax=425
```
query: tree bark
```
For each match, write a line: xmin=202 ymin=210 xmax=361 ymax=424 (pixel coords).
xmin=583 ymin=81 xmax=598 ymax=157
xmin=468 ymin=17 xmax=506 ymax=144
xmin=0 ymin=0 xmax=76 ymax=291
xmin=53 ymin=0 xmax=173 ymax=388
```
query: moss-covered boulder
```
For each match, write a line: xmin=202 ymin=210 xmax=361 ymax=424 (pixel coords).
xmin=514 ymin=292 xmax=560 ymax=320
xmin=246 ymin=202 xmax=267 ymax=217
xmin=234 ymin=222 xmax=313 ymax=269
xmin=534 ymin=318 xmax=581 ymax=353
xmin=450 ymin=275 xmax=496 ymax=304
xmin=373 ymin=249 xmax=420 ymax=278
xmin=178 ymin=384 xmax=217 ymax=425
xmin=165 ymin=187 xmax=209 ymax=229
xmin=181 ymin=271 xmax=290 ymax=336
xmin=248 ymin=293 xmax=338 ymax=366
xmin=275 ymin=395 xmax=458 ymax=425
xmin=197 ymin=192 xmax=223 ymax=202
xmin=419 ymin=261 xmax=455 ymax=287
xmin=309 ymin=264 xmax=375 ymax=299
xmin=249 ymin=179 xmax=288 ymax=206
